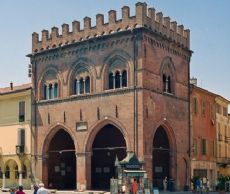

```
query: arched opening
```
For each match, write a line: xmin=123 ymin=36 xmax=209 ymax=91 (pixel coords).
xmin=109 ymin=72 xmax=114 ymax=89
xmin=91 ymin=124 xmax=127 ymax=189
xmin=152 ymin=126 xmax=170 ymax=190
xmin=47 ymin=129 xmax=76 ymax=190
xmin=85 ymin=76 xmax=90 ymax=93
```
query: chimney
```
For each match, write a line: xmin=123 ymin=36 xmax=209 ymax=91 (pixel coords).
xmin=190 ymin=77 xmax=197 ymax=86
xmin=10 ymin=82 xmax=13 ymax=90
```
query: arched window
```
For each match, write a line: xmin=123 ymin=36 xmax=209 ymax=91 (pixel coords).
xmin=115 ymin=71 xmax=121 ymax=88
xmin=168 ymin=76 xmax=171 ymax=93
xmin=48 ymin=84 xmax=53 ymax=99
xmin=15 ymin=165 xmax=19 ymax=179
xmin=54 ymin=83 xmax=58 ymax=98
xmin=122 ymin=70 xmax=127 ymax=87
xmin=5 ymin=166 xmax=10 ymax=179
xmin=74 ymin=79 xmax=78 ymax=95
xmin=22 ymin=164 xmax=27 ymax=179
xmin=79 ymin=78 xmax=84 ymax=94
xmin=85 ymin=76 xmax=90 ymax=93
xmin=109 ymin=72 xmax=114 ymax=89
xmin=163 ymin=74 xmax=167 ymax=92
xmin=43 ymin=84 xmax=47 ymax=100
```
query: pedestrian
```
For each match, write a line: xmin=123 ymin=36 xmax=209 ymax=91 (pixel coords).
xmin=131 ymin=178 xmax=138 ymax=194
xmin=10 ymin=188 xmax=15 ymax=194
xmin=206 ymin=178 xmax=210 ymax=194
xmin=15 ymin=186 xmax=25 ymax=194
xmin=163 ymin=176 xmax=168 ymax=192
xmin=33 ymin=184 xmax=39 ymax=194
xmin=122 ymin=181 xmax=126 ymax=194
xmin=195 ymin=178 xmax=201 ymax=194
xmin=37 ymin=183 xmax=49 ymax=194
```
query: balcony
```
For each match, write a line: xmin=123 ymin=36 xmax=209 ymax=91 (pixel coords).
xmin=16 ymin=145 xmax=25 ymax=155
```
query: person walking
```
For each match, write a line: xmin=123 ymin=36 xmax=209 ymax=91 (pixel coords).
xmin=33 ymin=184 xmax=39 ymax=194
xmin=37 ymin=183 xmax=49 ymax=194
xmin=163 ymin=177 xmax=168 ymax=192
xmin=131 ymin=178 xmax=138 ymax=194
xmin=15 ymin=186 xmax=25 ymax=194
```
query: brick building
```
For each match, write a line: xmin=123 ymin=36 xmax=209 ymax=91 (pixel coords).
xmin=190 ymin=80 xmax=217 ymax=190
xmin=28 ymin=2 xmax=192 ymax=190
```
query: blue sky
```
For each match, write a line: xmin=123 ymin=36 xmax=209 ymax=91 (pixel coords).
xmin=0 ymin=0 xmax=229 ymax=102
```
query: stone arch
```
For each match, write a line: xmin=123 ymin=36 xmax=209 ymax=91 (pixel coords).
xmin=40 ymin=123 xmax=78 ymax=155
xmin=151 ymin=119 xmax=177 ymax=153
xmin=151 ymin=119 xmax=177 ymax=188
xmin=159 ymin=56 xmax=177 ymax=94
xmin=100 ymin=49 xmax=134 ymax=90
xmin=67 ymin=57 xmax=97 ymax=95
xmin=41 ymin=123 xmax=77 ymax=189
xmin=4 ymin=158 xmax=21 ymax=172
xmin=37 ymin=65 xmax=63 ymax=100
xmin=84 ymin=116 xmax=131 ymax=153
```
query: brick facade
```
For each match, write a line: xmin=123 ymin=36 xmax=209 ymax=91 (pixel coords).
xmin=28 ymin=2 xmax=192 ymax=190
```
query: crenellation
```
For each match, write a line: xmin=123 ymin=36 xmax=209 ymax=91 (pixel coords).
xmin=96 ymin=14 xmax=104 ymax=28
xmin=108 ymin=10 xmax=116 ymax=24
xmin=135 ymin=2 xmax=147 ymax=26
xmin=32 ymin=2 xmax=190 ymax=53
xmin=84 ymin=17 xmax=91 ymax=30
xmin=148 ymin=8 xmax=155 ymax=30
xmin=42 ymin=30 xmax=49 ymax=43
xmin=72 ymin=20 xmax=80 ymax=33
xmin=62 ymin=23 xmax=69 ymax=36
xmin=122 ymin=6 xmax=130 ymax=21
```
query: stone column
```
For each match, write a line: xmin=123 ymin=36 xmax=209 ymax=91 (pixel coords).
xmin=2 ymin=172 xmax=6 ymax=188
xmin=19 ymin=171 xmax=23 ymax=186
xmin=120 ymin=73 xmax=122 ymax=88
xmin=76 ymin=152 xmax=91 ymax=191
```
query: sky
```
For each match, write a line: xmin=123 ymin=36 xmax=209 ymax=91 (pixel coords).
xmin=0 ymin=0 xmax=229 ymax=102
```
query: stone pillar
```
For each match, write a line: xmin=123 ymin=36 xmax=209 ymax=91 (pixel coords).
xmin=76 ymin=152 xmax=91 ymax=191
xmin=2 ymin=173 xmax=6 ymax=188
xmin=19 ymin=171 xmax=23 ymax=186
xmin=120 ymin=73 xmax=122 ymax=88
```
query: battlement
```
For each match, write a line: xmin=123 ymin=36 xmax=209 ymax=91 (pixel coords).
xmin=32 ymin=2 xmax=190 ymax=53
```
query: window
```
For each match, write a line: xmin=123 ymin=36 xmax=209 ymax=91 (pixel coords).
xmin=201 ymin=139 xmax=206 ymax=155
xmin=22 ymin=164 xmax=27 ymax=179
xmin=19 ymin=101 xmax=25 ymax=122
xmin=163 ymin=74 xmax=172 ymax=93
xmin=18 ymin=128 xmax=25 ymax=146
xmin=5 ymin=166 xmax=10 ymax=179
xmin=115 ymin=71 xmax=121 ymax=88
xmin=193 ymin=138 xmax=197 ymax=156
xmin=201 ymin=99 xmax=206 ymax=116
xmin=193 ymin=98 xmax=197 ymax=114
xmin=54 ymin=83 xmax=58 ymax=98
xmin=223 ymin=107 xmax=228 ymax=116
xmin=109 ymin=73 xmax=114 ymax=89
xmin=79 ymin=78 xmax=84 ymax=94
xmin=122 ymin=70 xmax=127 ymax=87
xmin=85 ymin=76 xmax=90 ymax=93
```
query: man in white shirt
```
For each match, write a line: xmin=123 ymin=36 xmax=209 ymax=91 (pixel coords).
xmin=37 ymin=183 xmax=49 ymax=194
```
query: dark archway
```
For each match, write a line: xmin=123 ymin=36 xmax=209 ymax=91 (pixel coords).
xmin=48 ymin=129 xmax=76 ymax=190
xmin=152 ymin=126 xmax=170 ymax=190
xmin=91 ymin=124 xmax=126 ymax=189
